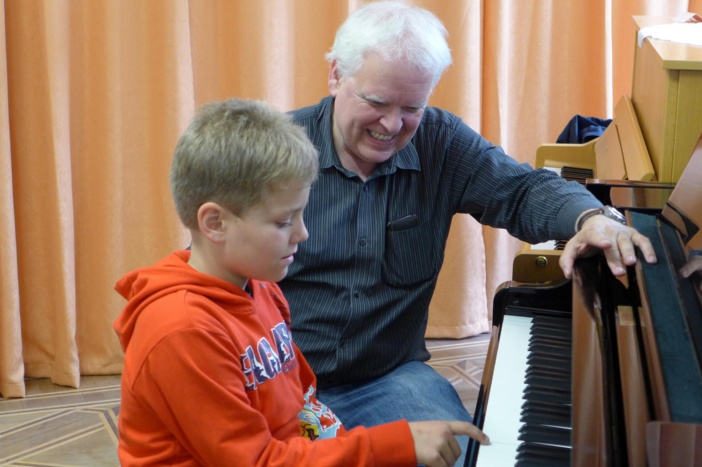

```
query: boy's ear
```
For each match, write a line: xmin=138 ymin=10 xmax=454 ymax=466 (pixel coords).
xmin=197 ymin=202 xmax=228 ymax=242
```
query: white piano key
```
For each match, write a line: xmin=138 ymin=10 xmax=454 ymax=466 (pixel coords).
xmin=530 ymin=240 xmax=557 ymax=250
xmin=475 ymin=314 xmax=532 ymax=467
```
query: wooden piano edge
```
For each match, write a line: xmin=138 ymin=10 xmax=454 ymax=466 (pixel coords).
xmin=464 ymin=314 xmax=500 ymax=466
xmin=628 ymin=212 xmax=702 ymax=467
xmin=646 ymin=421 xmax=702 ymax=467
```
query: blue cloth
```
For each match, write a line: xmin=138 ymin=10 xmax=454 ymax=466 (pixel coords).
xmin=556 ymin=115 xmax=612 ymax=144
xmin=316 ymin=361 xmax=472 ymax=467
xmin=281 ymin=96 xmax=601 ymax=387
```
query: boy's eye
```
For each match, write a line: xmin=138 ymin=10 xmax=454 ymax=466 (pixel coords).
xmin=277 ymin=221 xmax=293 ymax=228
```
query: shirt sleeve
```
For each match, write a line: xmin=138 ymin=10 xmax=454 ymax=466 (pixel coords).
xmin=442 ymin=119 xmax=601 ymax=243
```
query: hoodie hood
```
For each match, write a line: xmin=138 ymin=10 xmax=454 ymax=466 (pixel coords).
xmin=113 ymin=250 xmax=252 ymax=352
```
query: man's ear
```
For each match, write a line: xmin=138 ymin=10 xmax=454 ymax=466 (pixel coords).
xmin=197 ymin=202 xmax=228 ymax=243
xmin=328 ymin=60 xmax=342 ymax=96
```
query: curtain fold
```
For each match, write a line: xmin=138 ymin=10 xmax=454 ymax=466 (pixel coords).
xmin=0 ymin=0 xmax=24 ymax=399
xmin=1 ymin=0 xmax=697 ymax=397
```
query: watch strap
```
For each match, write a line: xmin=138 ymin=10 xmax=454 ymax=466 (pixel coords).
xmin=576 ymin=206 xmax=626 ymax=232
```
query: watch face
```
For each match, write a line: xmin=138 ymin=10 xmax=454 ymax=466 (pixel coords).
xmin=604 ymin=206 xmax=626 ymax=224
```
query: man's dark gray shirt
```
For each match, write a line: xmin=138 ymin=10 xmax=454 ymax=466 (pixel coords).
xmin=280 ymin=96 xmax=600 ymax=388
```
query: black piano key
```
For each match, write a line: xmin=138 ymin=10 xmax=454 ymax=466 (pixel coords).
xmin=521 ymin=405 xmax=572 ymax=426
xmin=525 ymin=365 xmax=568 ymax=380
xmin=527 ymin=347 xmax=570 ymax=360
xmin=525 ymin=374 xmax=571 ymax=391
xmin=530 ymin=329 xmax=572 ymax=342
xmin=526 ymin=355 xmax=570 ymax=371
xmin=520 ymin=407 xmax=571 ymax=427
xmin=525 ymin=378 xmax=570 ymax=393
xmin=530 ymin=337 xmax=571 ymax=348
xmin=516 ymin=459 xmax=567 ymax=467
xmin=532 ymin=318 xmax=570 ymax=327
xmin=529 ymin=338 xmax=571 ymax=350
xmin=526 ymin=372 xmax=569 ymax=387
xmin=529 ymin=335 xmax=573 ymax=348
xmin=526 ymin=354 xmax=571 ymax=367
xmin=528 ymin=342 xmax=572 ymax=358
xmin=516 ymin=442 xmax=571 ymax=466
xmin=530 ymin=328 xmax=570 ymax=340
xmin=518 ymin=423 xmax=572 ymax=447
xmin=561 ymin=166 xmax=594 ymax=175
xmin=517 ymin=443 xmax=571 ymax=461
xmin=533 ymin=315 xmax=572 ymax=326
xmin=560 ymin=166 xmax=594 ymax=186
xmin=523 ymin=387 xmax=571 ymax=405
xmin=524 ymin=380 xmax=571 ymax=395
xmin=532 ymin=321 xmax=571 ymax=334
xmin=521 ymin=399 xmax=572 ymax=416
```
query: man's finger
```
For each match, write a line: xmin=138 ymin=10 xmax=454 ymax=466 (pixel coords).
xmin=631 ymin=230 xmax=657 ymax=264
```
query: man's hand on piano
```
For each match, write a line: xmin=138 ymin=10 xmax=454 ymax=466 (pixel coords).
xmin=559 ymin=214 xmax=657 ymax=279
xmin=680 ymin=255 xmax=702 ymax=292
xmin=408 ymin=420 xmax=489 ymax=467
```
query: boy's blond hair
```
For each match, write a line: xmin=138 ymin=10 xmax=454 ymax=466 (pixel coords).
xmin=170 ymin=99 xmax=319 ymax=230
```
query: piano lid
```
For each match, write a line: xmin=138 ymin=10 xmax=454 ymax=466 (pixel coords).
xmin=661 ymin=130 xmax=702 ymax=250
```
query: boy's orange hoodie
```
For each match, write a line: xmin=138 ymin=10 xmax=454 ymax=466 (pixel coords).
xmin=113 ymin=250 xmax=416 ymax=466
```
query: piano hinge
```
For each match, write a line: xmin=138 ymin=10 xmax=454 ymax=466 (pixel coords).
xmin=616 ymin=306 xmax=636 ymax=327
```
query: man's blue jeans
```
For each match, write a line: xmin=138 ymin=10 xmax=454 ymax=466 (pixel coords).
xmin=316 ymin=361 xmax=473 ymax=466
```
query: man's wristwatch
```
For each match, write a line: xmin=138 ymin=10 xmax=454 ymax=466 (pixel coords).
xmin=576 ymin=205 xmax=626 ymax=232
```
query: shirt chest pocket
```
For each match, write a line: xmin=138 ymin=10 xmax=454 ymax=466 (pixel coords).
xmin=383 ymin=222 xmax=440 ymax=287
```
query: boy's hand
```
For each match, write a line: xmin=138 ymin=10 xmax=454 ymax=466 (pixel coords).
xmin=408 ymin=420 xmax=489 ymax=467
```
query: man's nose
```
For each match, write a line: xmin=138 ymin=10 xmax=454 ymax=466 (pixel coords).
xmin=379 ymin=107 xmax=402 ymax=134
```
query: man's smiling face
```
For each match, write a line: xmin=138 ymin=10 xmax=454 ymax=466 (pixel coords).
xmin=328 ymin=52 xmax=434 ymax=179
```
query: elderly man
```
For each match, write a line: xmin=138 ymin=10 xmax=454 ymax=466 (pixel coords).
xmin=279 ymin=1 xmax=657 ymax=463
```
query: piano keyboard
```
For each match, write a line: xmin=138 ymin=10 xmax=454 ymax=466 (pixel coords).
xmin=518 ymin=313 xmax=572 ymax=465
xmin=475 ymin=315 xmax=531 ymax=466
xmin=474 ymin=310 xmax=573 ymax=466
xmin=559 ymin=166 xmax=593 ymax=185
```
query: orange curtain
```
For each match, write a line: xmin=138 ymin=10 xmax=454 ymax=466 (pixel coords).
xmin=1 ymin=0 xmax=699 ymax=398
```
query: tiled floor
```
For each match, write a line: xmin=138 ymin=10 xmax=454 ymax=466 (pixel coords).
xmin=0 ymin=376 xmax=121 ymax=466
xmin=425 ymin=333 xmax=491 ymax=418
xmin=0 ymin=334 xmax=490 ymax=466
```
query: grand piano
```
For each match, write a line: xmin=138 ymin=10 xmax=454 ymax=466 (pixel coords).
xmin=464 ymin=16 xmax=702 ymax=467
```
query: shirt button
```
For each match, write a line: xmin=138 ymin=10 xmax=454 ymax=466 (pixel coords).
xmin=359 ymin=238 xmax=366 ymax=246
xmin=353 ymin=291 xmax=360 ymax=298
xmin=340 ymin=340 xmax=347 ymax=348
